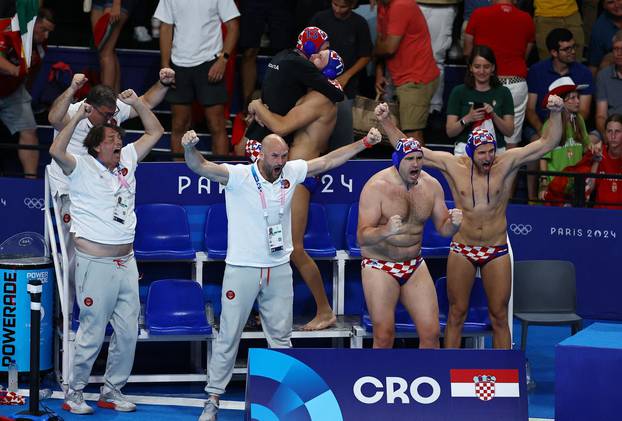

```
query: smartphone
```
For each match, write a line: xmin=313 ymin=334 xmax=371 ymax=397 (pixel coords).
xmin=473 ymin=102 xmax=484 ymax=110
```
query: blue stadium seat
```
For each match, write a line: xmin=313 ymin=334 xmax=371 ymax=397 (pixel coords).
xmin=304 ymin=203 xmax=337 ymax=258
xmin=145 ymin=279 xmax=212 ymax=335
xmin=361 ymin=301 xmax=418 ymax=333
xmin=204 ymin=203 xmax=228 ymax=260
xmin=345 ymin=201 xmax=361 ymax=257
xmin=134 ymin=203 xmax=195 ymax=260
xmin=436 ymin=276 xmax=491 ymax=332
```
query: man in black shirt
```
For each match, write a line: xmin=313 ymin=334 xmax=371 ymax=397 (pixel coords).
xmin=239 ymin=28 xmax=344 ymax=330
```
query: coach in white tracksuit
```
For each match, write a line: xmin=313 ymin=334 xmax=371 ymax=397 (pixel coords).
xmin=181 ymin=128 xmax=381 ymax=421
xmin=49 ymin=90 xmax=163 ymax=415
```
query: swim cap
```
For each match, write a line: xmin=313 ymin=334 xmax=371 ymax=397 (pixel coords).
xmin=465 ymin=128 xmax=496 ymax=159
xmin=296 ymin=26 xmax=329 ymax=57
xmin=245 ymin=139 xmax=262 ymax=163
xmin=322 ymin=50 xmax=344 ymax=79
xmin=392 ymin=138 xmax=423 ymax=169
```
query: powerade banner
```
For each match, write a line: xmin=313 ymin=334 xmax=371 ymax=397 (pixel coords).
xmin=0 ymin=262 xmax=53 ymax=371
xmin=245 ymin=348 xmax=527 ymax=421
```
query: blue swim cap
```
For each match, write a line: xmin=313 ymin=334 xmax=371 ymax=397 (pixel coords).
xmin=322 ymin=50 xmax=344 ymax=80
xmin=392 ymin=138 xmax=423 ymax=169
xmin=465 ymin=128 xmax=496 ymax=159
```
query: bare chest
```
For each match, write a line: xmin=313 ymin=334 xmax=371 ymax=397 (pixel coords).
xmin=379 ymin=186 xmax=434 ymax=224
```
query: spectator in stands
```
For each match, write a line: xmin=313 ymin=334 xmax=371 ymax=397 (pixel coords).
xmin=310 ymin=0 xmax=373 ymax=148
xmin=49 ymin=89 xmax=164 ymax=415
xmin=596 ymin=30 xmax=622 ymax=137
xmin=90 ymin=0 xmax=133 ymax=92
xmin=539 ymin=77 xmax=594 ymax=205
xmin=461 ymin=0 xmax=490 ymax=47
xmin=588 ymin=0 xmax=622 ymax=74
xmin=418 ymin=0 xmax=462 ymax=115
xmin=446 ymin=45 xmax=514 ymax=155
xmin=375 ymin=95 xmax=564 ymax=349
xmin=239 ymin=28 xmax=345 ymax=331
xmin=358 ymin=139 xmax=462 ymax=349
xmin=0 ymin=8 xmax=54 ymax=178
xmin=593 ymin=113 xmax=622 ymax=208
xmin=47 ymin=68 xmax=175 ymax=309
xmin=533 ymin=0 xmax=584 ymax=61
xmin=375 ymin=0 xmax=439 ymax=144
xmin=154 ymin=0 xmax=240 ymax=157
xmin=181 ymin=127 xmax=381 ymax=421
xmin=464 ymin=0 xmax=535 ymax=149
xmin=526 ymin=28 xmax=594 ymax=201
xmin=238 ymin=1 xmax=295 ymax=114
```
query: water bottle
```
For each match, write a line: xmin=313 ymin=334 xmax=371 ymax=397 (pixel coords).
xmin=206 ymin=301 xmax=214 ymax=326
xmin=7 ymin=360 xmax=18 ymax=393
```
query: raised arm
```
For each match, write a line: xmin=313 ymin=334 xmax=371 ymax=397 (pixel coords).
xmin=248 ymin=92 xmax=329 ymax=137
xmin=430 ymin=179 xmax=462 ymax=237
xmin=48 ymin=73 xmax=89 ymax=130
xmin=182 ymin=130 xmax=230 ymax=185
xmin=119 ymin=89 xmax=164 ymax=161
xmin=49 ymin=104 xmax=90 ymax=175
xmin=307 ymin=128 xmax=381 ymax=176
xmin=129 ymin=68 xmax=175 ymax=119
xmin=374 ymin=102 xmax=455 ymax=172
xmin=505 ymin=95 xmax=564 ymax=169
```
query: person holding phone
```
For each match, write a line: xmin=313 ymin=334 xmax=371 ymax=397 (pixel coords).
xmin=446 ymin=45 xmax=515 ymax=155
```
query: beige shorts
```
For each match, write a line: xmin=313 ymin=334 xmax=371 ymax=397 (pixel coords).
xmin=395 ymin=77 xmax=439 ymax=132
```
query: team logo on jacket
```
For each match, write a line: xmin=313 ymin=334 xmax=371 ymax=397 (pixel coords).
xmin=63 ymin=213 xmax=71 ymax=223
xmin=281 ymin=179 xmax=290 ymax=189
xmin=121 ymin=167 xmax=128 ymax=176
xmin=226 ymin=290 xmax=235 ymax=300
xmin=84 ymin=297 xmax=93 ymax=307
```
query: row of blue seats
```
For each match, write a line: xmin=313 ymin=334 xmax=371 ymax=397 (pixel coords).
xmin=133 ymin=201 xmax=455 ymax=261
xmin=72 ymin=279 xmax=213 ymax=337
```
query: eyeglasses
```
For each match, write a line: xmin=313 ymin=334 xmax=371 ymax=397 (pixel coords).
xmin=558 ymin=44 xmax=577 ymax=53
xmin=93 ymin=105 xmax=120 ymax=121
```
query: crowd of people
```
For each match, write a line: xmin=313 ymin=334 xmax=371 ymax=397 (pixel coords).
xmin=2 ymin=1 xmax=621 ymax=420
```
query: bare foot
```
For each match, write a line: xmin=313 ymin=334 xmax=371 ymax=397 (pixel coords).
xmin=302 ymin=312 xmax=337 ymax=331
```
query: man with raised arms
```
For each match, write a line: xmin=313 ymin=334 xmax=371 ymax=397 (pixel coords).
xmin=374 ymin=95 xmax=564 ymax=349
xmin=358 ymin=138 xmax=462 ymax=348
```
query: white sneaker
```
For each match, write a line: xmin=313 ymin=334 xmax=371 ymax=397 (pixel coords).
xmin=133 ymin=26 xmax=152 ymax=42
xmin=199 ymin=397 xmax=219 ymax=421
xmin=97 ymin=385 xmax=137 ymax=412
xmin=62 ymin=389 xmax=94 ymax=415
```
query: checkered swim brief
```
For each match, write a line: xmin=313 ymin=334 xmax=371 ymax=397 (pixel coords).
xmin=361 ymin=256 xmax=424 ymax=285
xmin=449 ymin=241 xmax=509 ymax=267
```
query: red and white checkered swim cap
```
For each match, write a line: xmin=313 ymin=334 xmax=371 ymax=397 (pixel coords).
xmin=245 ymin=139 xmax=262 ymax=163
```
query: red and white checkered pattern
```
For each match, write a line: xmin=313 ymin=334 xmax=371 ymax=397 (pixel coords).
xmin=475 ymin=381 xmax=496 ymax=401
xmin=0 ymin=389 xmax=25 ymax=405
xmin=245 ymin=139 xmax=262 ymax=163
xmin=450 ymin=241 xmax=507 ymax=264
xmin=361 ymin=257 xmax=423 ymax=279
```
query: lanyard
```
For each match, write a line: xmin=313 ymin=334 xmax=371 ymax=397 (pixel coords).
xmin=251 ymin=164 xmax=284 ymax=223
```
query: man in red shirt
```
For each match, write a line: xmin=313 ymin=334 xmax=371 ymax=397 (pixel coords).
xmin=464 ymin=0 xmax=535 ymax=148
xmin=594 ymin=114 xmax=622 ymax=209
xmin=0 ymin=8 xmax=54 ymax=178
xmin=375 ymin=0 xmax=439 ymax=143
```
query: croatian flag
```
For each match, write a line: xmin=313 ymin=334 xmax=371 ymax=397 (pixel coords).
xmin=450 ymin=369 xmax=520 ymax=401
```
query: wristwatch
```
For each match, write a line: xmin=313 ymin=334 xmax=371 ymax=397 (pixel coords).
xmin=215 ymin=51 xmax=230 ymax=62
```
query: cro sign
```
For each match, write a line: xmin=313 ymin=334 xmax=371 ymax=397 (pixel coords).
xmin=245 ymin=348 xmax=527 ymax=421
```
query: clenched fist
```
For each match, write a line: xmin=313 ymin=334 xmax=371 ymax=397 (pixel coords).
xmin=546 ymin=95 xmax=564 ymax=113
xmin=365 ymin=127 xmax=382 ymax=146
xmin=387 ymin=215 xmax=406 ymax=235
xmin=70 ymin=74 xmax=88 ymax=92
xmin=374 ymin=102 xmax=390 ymax=121
xmin=182 ymin=130 xmax=200 ymax=149
xmin=448 ymin=208 xmax=463 ymax=227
